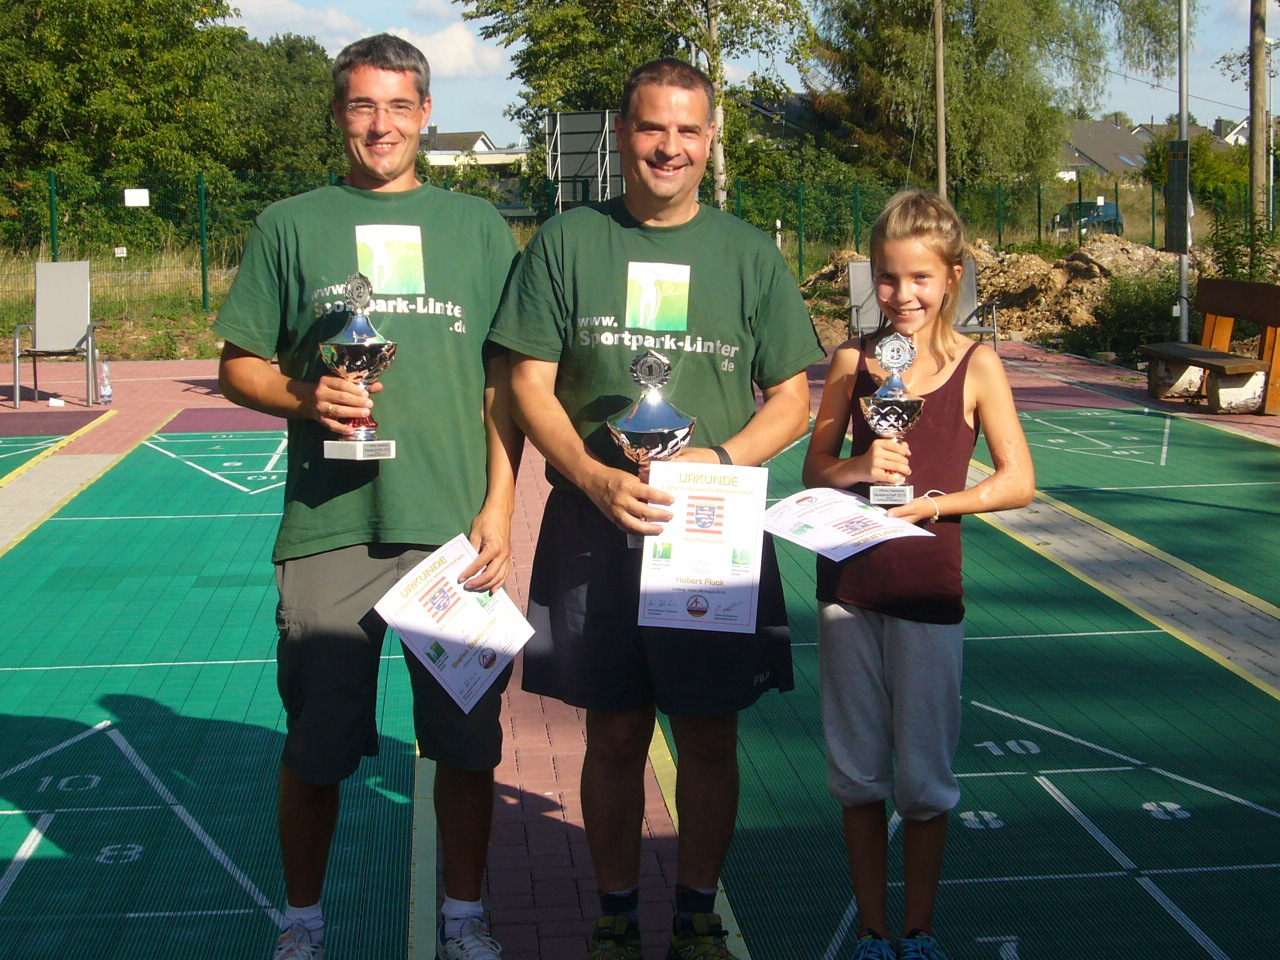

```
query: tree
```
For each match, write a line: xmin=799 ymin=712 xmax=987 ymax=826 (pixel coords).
xmin=1141 ymin=129 xmax=1248 ymax=204
xmin=807 ymin=0 xmax=1188 ymax=186
xmin=221 ymin=33 xmax=343 ymax=173
xmin=462 ymin=0 xmax=809 ymax=207
xmin=0 ymin=0 xmax=243 ymax=173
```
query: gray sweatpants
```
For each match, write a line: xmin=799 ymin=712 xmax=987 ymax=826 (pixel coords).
xmin=818 ymin=601 xmax=964 ymax=819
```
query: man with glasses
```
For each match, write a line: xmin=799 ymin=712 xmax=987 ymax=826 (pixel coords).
xmin=215 ymin=34 xmax=520 ymax=960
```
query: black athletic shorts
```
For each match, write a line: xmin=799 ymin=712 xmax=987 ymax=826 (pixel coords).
xmin=275 ymin=543 xmax=510 ymax=785
xmin=523 ymin=490 xmax=793 ymax=716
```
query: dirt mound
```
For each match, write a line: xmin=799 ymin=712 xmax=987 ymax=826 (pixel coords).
xmin=803 ymin=235 xmax=1187 ymax=350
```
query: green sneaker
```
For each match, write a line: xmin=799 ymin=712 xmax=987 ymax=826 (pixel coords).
xmin=589 ymin=915 xmax=642 ymax=960
xmin=666 ymin=913 xmax=739 ymax=960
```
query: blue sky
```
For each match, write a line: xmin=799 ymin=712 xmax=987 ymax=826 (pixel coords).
xmin=229 ymin=0 xmax=1273 ymax=148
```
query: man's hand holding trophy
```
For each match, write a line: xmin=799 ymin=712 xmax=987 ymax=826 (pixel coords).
xmin=319 ymin=273 xmax=398 ymax=461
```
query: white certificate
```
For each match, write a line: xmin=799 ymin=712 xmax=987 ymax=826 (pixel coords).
xmin=374 ymin=534 xmax=534 ymax=713
xmin=639 ymin=460 xmax=768 ymax=633
xmin=764 ymin=487 xmax=933 ymax=561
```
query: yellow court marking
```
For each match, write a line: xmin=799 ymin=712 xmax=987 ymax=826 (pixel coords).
xmin=0 ymin=409 xmax=181 ymax=558
xmin=969 ymin=457 xmax=1280 ymax=622
xmin=648 ymin=723 xmax=754 ymax=960
xmin=0 ymin=408 xmax=116 ymax=489
xmin=408 ymin=754 xmax=438 ymax=960
xmin=976 ymin=505 xmax=1280 ymax=706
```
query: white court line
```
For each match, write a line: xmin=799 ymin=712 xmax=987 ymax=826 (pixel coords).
xmin=1135 ymin=877 xmax=1231 ymax=960
xmin=108 ymin=728 xmax=284 ymax=927
xmin=956 ymin=765 xmax=1136 ymax=779
xmin=1037 ymin=776 xmax=1233 ymax=958
xmin=0 ymin=720 xmax=113 ymax=780
xmin=16 ymin=909 xmax=261 ymax=920
xmin=893 ymin=868 xmax=1129 ymax=888
xmin=793 ymin=629 xmax=1165 ymax=649
xmin=1161 ymin=413 xmax=1172 ymax=466
xmin=1146 ymin=861 xmax=1280 ymax=876
xmin=0 ymin=654 xmax=400 ymax=673
xmin=820 ymin=815 xmax=904 ymax=959
xmin=1150 ymin=767 xmax=1280 ymax=819
xmin=144 ymin=441 xmax=251 ymax=493
xmin=1081 ymin=480 xmax=1280 ymax=492
xmin=1035 ymin=776 xmax=1137 ymax=869
xmin=1027 ymin=444 xmax=1159 ymax=466
xmin=151 ymin=440 xmax=286 ymax=448
xmin=264 ymin=436 xmax=287 ymax=472
xmin=48 ymin=513 xmax=282 ymax=521
xmin=0 ymin=812 xmax=55 ymax=908
xmin=969 ymin=702 xmax=1145 ymax=764
xmin=968 ymin=629 xmax=1164 ymax=641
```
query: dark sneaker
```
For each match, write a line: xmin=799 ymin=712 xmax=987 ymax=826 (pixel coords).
xmin=897 ymin=932 xmax=950 ymax=960
xmin=666 ymin=913 xmax=740 ymax=960
xmin=589 ymin=915 xmax=643 ymax=960
xmin=852 ymin=931 xmax=895 ymax=960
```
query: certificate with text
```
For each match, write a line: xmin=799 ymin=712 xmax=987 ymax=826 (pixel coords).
xmin=374 ymin=534 xmax=534 ymax=713
xmin=639 ymin=461 xmax=768 ymax=633
xmin=764 ymin=487 xmax=932 ymax=561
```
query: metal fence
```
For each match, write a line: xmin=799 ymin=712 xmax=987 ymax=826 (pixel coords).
xmin=734 ymin=178 xmax=1194 ymax=281
xmin=0 ymin=169 xmax=1260 ymax=333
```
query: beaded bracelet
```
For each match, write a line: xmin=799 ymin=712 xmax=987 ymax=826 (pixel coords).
xmin=923 ymin=489 xmax=946 ymax=524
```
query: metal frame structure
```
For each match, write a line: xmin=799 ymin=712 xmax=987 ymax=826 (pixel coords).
xmin=545 ymin=110 xmax=622 ymax=213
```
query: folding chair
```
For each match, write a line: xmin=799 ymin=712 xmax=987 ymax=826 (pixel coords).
xmin=847 ymin=260 xmax=879 ymax=337
xmin=12 ymin=261 xmax=99 ymax=408
xmin=955 ymin=256 xmax=999 ymax=353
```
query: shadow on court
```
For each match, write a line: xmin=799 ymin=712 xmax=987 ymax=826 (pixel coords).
xmin=0 ymin=695 xmax=418 ymax=960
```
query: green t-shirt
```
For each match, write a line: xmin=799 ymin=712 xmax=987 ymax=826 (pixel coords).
xmin=214 ymin=183 xmax=518 ymax=561
xmin=489 ymin=198 xmax=823 ymax=486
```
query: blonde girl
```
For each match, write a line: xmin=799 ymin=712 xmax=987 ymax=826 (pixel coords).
xmin=802 ymin=189 xmax=1034 ymax=960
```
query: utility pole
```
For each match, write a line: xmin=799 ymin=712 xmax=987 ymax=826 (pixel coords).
xmin=1178 ymin=0 xmax=1189 ymax=341
xmin=1251 ymin=0 xmax=1268 ymax=226
xmin=934 ymin=0 xmax=946 ymax=199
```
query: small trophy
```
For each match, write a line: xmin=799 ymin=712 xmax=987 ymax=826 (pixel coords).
xmin=608 ymin=350 xmax=697 ymax=546
xmin=320 ymin=273 xmax=398 ymax=460
xmin=860 ymin=332 xmax=924 ymax=506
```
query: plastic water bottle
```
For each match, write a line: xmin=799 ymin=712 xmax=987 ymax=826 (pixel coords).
xmin=98 ymin=357 xmax=113 ymax=405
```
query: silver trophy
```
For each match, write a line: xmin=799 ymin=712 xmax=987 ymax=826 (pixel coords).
xmin=608 ymin=351 xmax=697 ymax=546
xmin=608 ymin=350 xmax=697 ymax=465
xmin=860 ymin=332 xmax=924 ymax=505
xmin=319 ymin=273 xmax=398 ymax=460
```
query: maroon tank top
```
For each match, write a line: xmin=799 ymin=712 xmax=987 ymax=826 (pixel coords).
xmin=815 ymin=340 xmax=980 ymax=624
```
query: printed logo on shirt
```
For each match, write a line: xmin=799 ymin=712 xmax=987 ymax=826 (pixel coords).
xmin=356 ymin=224 xmax=425 ymax=295
xmin=626 ymin=262 xmax=690 ymax=331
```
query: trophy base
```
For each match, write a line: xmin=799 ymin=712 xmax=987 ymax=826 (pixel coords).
xmin=869 ymin=483 xmax=914 ymax=506
xmin=324 ymin=439 xmax=396 ymax=461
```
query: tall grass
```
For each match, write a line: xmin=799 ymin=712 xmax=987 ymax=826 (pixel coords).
xmin=0 ymin=244 xmax=234 ymax=362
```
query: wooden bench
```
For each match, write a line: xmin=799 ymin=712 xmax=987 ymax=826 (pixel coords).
xmin=1139 ymin=277 xmax=1280 ymax=415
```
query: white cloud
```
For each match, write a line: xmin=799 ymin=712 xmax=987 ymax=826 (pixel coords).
xmin=409 ymin=0 xmax=455 ymax=19
xmin=389 ymin=24 xmax=507 ymax=79
xmin=228 ymin=0 xmax=365 ymax=53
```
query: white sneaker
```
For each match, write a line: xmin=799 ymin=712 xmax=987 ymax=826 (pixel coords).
xmin=438 ymin=916 xmax=502 ymax=960
xmin=274 ymin=920 xmax=326 ymax=960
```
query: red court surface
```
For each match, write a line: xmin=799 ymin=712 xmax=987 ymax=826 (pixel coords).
xmin=2 ymin=342 xmax=1277 ymax=958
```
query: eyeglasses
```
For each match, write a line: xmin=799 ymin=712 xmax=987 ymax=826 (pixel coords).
xmin=344 ymin=101 xmax=422 ymax=121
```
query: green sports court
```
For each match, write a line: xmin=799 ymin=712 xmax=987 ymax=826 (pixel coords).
xmin=1 ymin=352 xmax=1278 ymax=960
